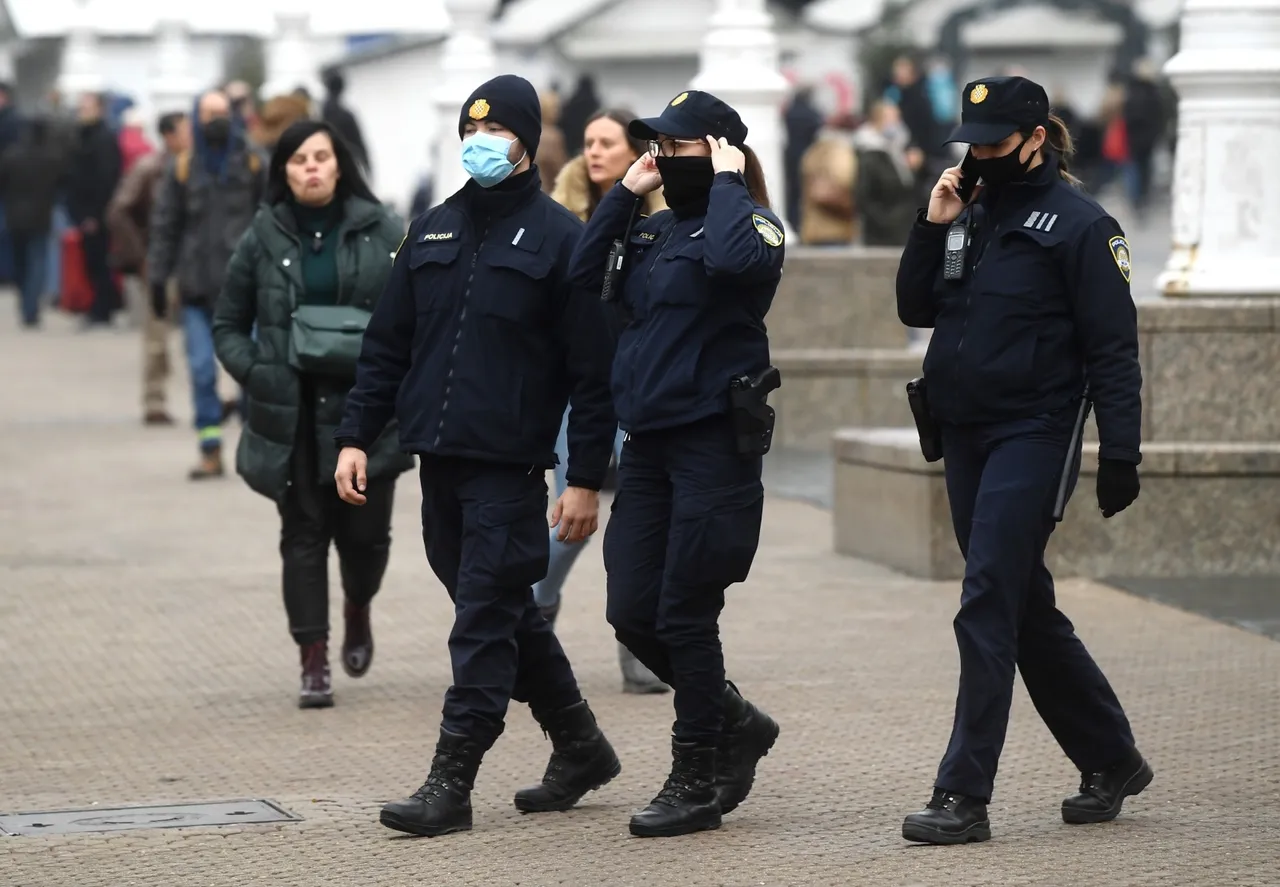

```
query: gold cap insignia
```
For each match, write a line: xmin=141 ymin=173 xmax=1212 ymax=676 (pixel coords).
xmin=670 ymin=92 xmax=689 ymax=106
xmin=468 ymin=99 xmax=490 ymax=120
xmin=970 ymin=84 xmax=988 ymax=104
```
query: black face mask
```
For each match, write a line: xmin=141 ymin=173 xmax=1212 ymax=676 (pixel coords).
xmin=969 ymin=137 xmax=1033 ymax=187
xmin=202 ymin=117 xmax=231 ymax=147
xmin=655 ymin=156 xmax=716 ymax=213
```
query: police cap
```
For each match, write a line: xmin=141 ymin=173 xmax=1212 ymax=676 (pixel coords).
xmin=945 ymin=76 xmax=1050 ymax=146
xmin=629 ymin=90 xmax=748 ymax=147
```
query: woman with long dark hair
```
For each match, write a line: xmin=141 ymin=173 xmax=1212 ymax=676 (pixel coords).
xmin=213 ymin=120 xmax=415 ymax=708
xmin=567 ymin=91 xmax=783 ymax=838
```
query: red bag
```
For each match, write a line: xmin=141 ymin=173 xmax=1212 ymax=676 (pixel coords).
xmin=59 ymin=228 xmax=94 ymax=314
xmin=1101 ymin=117 xmax=1130 ymax=164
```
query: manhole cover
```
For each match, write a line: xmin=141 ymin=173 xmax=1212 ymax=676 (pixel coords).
xmin=0 ymin=799 xmax=300 ymax=836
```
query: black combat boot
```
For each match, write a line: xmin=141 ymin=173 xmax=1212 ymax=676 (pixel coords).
xmin=513 ymin=700 xmax=622 ymax=813
xmin=629 ymin=740 xmax=721 ymax=838
xmin=902 ymin=789 xmax=992 ymax=845
xmin=1062 ymin=749 xmax=1153 ymax=824
xmin=380 ymin=729 xmax=486 ymax=837
xmin=716 ymin=681 xmax=780 ymax=814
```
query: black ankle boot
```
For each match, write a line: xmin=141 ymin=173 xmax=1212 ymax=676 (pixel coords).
xmin=716 ymin=681 xmax=780 ymax=814
xmin=514 ymin=700 xmax=622 ymax=813
xmin=380 ymin=729 xmax=486 ymax=837
xmin=902 ymin=789 xmax=992 ymax=845
xmin=1062 ymin=749 xmax=1153 ymax=824
xmin=629 ymin=740 xmax=722 ymax=838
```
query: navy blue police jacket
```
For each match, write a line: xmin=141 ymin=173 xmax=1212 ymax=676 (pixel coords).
xmin=896 ymin=159 xmax=1143 ymax=464
xmin=567 ymin=171 xmax=785 ymax=434
xmin=334 ymin=168 xmax=617 ymax=489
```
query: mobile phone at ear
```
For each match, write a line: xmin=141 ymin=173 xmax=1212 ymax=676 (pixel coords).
xmin=954 ymin=151 xmax=980 ymax=204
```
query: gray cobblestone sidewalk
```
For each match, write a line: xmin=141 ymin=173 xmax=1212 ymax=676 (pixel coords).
xmin=1 ymin=302 xmax=1276 ymax=886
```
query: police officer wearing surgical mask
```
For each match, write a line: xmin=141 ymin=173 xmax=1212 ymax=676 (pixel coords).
xmin=569 ymin=91 xmax=783 ymax=839
xmin=896 ymin=76 xmax=1151 ymax=845
xmin=333 ymin=74 xmax=621 ymax=837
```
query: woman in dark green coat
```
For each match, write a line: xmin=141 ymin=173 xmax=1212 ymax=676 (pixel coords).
xmin=213 ymin=120 xmax=414 ymax=709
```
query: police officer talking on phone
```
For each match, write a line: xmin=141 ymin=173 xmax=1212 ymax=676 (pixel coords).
xmin=895 ymin=76 xmax=1151 ymax=845
xmin=568 ymin=91 xmax=783 ymax=839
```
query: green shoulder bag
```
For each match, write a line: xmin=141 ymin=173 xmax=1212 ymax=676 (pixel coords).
xmin=288 ymin=304 xmax=372 ymax=379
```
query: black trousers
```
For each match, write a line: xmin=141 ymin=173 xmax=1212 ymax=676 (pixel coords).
xmin=934 ymin=408 xmax=1135 ymax=802
xmin=603 ymin=414 xmax=764 ymax=744
xmin=277 ymin=408 xmax=395 ymax=647
xmin=80 ymin=226 xmax=120 ymax=323
xmin=419 ymin=455 xmax=582 ymax=749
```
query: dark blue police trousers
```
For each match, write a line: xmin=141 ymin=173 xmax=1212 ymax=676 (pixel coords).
xmin=418 ymin=456 xmax=582 ymax=748
xmin=935 ymin=409 xmax=1136 ymax=802
xmin=603 ymin=414 xmax=764 ymax=744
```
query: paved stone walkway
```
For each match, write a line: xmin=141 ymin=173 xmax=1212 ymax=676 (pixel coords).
xmin=1 ymin=300 xmax=1277 ymax=886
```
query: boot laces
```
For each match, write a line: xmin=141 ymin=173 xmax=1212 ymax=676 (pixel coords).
xmin=540 ymin=736 xmax=590 ymax=784
xmin=410 ymin=758 xmax=465 ymax=803
xmin=926 ymin=792 xmax=963 ymax=811
xmin=1079 ymin=771 xmax=1107 ymax=795
xmin=653 ymin=774 xmax=695 ymax=807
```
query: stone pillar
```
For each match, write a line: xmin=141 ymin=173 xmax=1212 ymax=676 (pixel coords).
xmin=57 ymin=0 xmax=105 ymax=97
xmin=149 ymin=19 xmax=199 ymax=122
xmin=1156 ymin=0 xmax=1280 ymax=298
xmin=691 ymin=0 xmax=790 ymax=227
xmin=261 ymin=4 xmax=322 ymax=101
xmin=0 ymin=41 xmax=16 ymax=83
xmin=430 ymin=0 xmax=501 ymax=204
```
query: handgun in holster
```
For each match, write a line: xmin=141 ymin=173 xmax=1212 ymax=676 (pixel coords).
xmin=906 ymin=377 xmax=943 ymax=462
xmin=729 ymin=366 xmax=782 ymax=456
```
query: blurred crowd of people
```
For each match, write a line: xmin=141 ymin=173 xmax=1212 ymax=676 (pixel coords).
xmin=780 ymin=54 xmax=1176 ymax=247
xmin=0 ymin=72 xmax=369 ymax=332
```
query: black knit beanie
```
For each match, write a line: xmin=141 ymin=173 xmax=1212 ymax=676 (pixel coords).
xmin=458 ymin=74 xmax=542 ymax=160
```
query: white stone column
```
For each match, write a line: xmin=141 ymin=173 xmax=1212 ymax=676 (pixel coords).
xmin=1156 ymin=0 xmax=1280 ymax=298
xmin=261 ymin=4 xmax=322 ymax=101
xmin=149 ymin=19 xmax=199 ymax=123
xmin=431 ymin=0 xmax=501 ymax=204
xmin=0 ymin=42 xmax=17 ymax=83
xmin=691 ymin=0 xmax=790 ymax=227
xmin=57 ymin=0 xmax=104 ymax=97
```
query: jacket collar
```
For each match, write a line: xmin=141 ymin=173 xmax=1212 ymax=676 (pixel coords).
xmin=260 ymin=194 xmax=383 ymax=248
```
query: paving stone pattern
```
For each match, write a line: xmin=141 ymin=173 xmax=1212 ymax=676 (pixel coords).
xmin=0 ymin=302 xmax=1276 ymax=886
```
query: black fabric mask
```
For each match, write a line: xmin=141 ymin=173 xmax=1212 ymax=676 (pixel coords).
xmin=969 ymin=137 xmax=1033 ymax=187
xmin=202 ymin=117 xmax=231 ymax=147
xmin=655 ymin=156 xmax=716 ymax=215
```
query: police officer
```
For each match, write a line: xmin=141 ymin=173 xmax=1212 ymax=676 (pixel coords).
xmin=895 ymin=76 xmax=1151 ymax=845
xmin=333 ymin=74 xmax=621 ymax=837
xmin=568 ymin=91 xmax=782 ymax=838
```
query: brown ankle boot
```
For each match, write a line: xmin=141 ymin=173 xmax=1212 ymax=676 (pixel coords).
xmin=341 ymin=600 xmax=374 ymax=678
xmin=188 ymin=446 xmax=225 ymax=481
xmin=299 ymin=640 xmax=333 ymax=709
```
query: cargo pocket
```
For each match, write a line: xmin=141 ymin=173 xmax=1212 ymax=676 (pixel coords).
xmin=473 ymin=486 xmax=549 ymax=589
xmin=669 ymin=480 xmax=764 ymax=588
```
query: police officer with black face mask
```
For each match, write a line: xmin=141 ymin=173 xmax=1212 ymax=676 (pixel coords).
xmin=568 ymin=91 xmax=783 ymax=839
xmin=895 ymin=76 xmax=1151 ymax=845
xmin=333 ymin=74 xmax=621 ymax=838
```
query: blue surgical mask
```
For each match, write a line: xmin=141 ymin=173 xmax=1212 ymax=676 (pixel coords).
xmin=461 ymin=131 xmax=524 ymax=187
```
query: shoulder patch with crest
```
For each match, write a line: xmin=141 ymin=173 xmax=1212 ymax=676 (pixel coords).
xmin=752 ymin=213 xmax=784 ymax=248
xmin=1108 ymin=235 xmax=1131 ymax=283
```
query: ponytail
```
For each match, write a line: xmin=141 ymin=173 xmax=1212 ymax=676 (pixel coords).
xmin=741 ymin=145 xmax=771 ymax=208
xmin=1044 ymin=113 xmax=1082 ymax=187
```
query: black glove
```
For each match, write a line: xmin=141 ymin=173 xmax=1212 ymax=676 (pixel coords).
xmin=1096 ymin=458 xmax=1140 ymax=518
xmin=150 ymin=282 xmax=168 ymax=319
